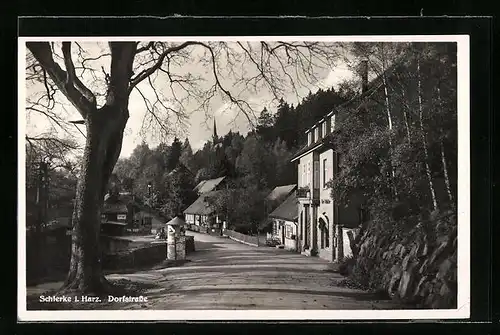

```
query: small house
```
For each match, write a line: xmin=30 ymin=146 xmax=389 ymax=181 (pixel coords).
xmin=183 ymin=190 xmax=225 ymax=235
xmin=101 ymin=200 xmax=129 ymax=236
xmin=268 ymin=191 xmax=299 ymax=251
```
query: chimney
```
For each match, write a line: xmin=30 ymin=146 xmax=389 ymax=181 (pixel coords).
xmin=360 ymin=59 xmax=368 ymax=93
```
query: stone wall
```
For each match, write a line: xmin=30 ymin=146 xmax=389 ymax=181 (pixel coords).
xmin=350 ymin=211 xmax=457 ymax=309
xmin=102 ymin=243 xmax=166 ymax=271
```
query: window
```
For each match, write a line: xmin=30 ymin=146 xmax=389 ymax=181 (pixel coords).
xmin=301 ymin=164 xmax=307 ymax=186
xmin=307 ymin=132 xmax=312 ymax=145
xmin=331 ymin=114 xmax=336 ymax=131
xmin=117 ymin=214 xmax=126 ymax=221
xmin=323 ymin=158 xmax=328 ymax=188
xmin=307 ymin=162 xmax=311 ymax=186
xmin=314 ymin=127 xmax=319 ymax=142
xmin=318 ymin=125 xmax=323 ymax=139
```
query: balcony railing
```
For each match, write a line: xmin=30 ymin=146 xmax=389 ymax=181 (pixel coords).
xmin=297 ymin=186 xmax=319 ymax=201
xmin=297 ymin=186 xmax=310 ymax=198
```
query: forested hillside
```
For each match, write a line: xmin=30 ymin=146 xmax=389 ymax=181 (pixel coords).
xmin=112 ymin=86 xmax=356 ymax=232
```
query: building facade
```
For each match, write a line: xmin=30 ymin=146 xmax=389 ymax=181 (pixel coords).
xmin=291 ymin=112 xmax=363 ymax=262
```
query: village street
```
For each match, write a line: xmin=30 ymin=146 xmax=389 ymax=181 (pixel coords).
xmin=27 ymin=231 xmax=404 ymax=310
xmin=100 ymin=232 xmax=403 ymax=310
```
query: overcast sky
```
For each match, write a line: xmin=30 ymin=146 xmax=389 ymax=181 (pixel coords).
xmin=24 ymin=40 xmax=356 ymax=158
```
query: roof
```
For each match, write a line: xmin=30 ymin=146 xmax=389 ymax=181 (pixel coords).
xmin=101 ymin=221 xmax=127 ymax=226
xmin=291 ymin=54 xmax=409 ymax=162
xmin=183 ymin=190 xmax=223 ymax=215
xmin=269 ymin=192 xmax=298 ymax=222
xmin=102 ymin=202 xmax=128 ymax=214
xmin=168 ymin=163 xmax=194 ymax=177
xmin=166 ymin=217 xmax=186 ymax=226
xmin=266 ymin=184 xmax=297 ymax=201
xmin=194 ymin=176 xmax=226 ymax=194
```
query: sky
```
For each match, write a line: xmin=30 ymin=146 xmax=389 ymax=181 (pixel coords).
xmin=24 ymin=40 xmax=356 ymax=159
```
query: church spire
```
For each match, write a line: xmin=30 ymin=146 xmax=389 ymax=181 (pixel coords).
xmin=213 ymin=118 xmax=218 ymax=143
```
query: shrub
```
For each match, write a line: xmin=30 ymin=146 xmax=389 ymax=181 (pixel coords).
xmin=338 ymin=255 xmax=356 ymax=276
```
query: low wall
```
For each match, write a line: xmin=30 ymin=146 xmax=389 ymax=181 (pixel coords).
xmin=187 ymin=224 xmax=209 ymax=234
xmin=102 ymin=243 xmax=167 ymax=271
xmin=351 ymin=211 xmax=457 ymax=309
xmin=223 ymin=229 xmax=258 ymax=247
xmin=26 ymin=228 xmax=71 ymax=283
xmin=100 ymin=235 xmax=134 ymax=254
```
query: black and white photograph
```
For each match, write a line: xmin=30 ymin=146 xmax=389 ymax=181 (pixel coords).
xmin=18 ymin=34 xmax=469 ymax=321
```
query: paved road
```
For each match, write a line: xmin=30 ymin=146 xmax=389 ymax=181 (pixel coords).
xmin=103 ymin=231 xmax=402 ymax=310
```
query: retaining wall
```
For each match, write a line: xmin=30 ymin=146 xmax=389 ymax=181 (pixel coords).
xmin=351 ymin=212 xmax=457 ymax=309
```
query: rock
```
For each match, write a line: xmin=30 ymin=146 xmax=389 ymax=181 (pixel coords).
xmin=437 ymin=259 xmax=453 ymax=280
xmin=394 ymin=244 xmax=401 ymax=255
xmin=409 ymin=243 xmax=418 ymax=258
xmin=429 ymin=240 xmax=449 ymax=265
xmin=398 ymin=270 xmax=414 ymax=299
xmin=388 ymin=273 xmax=401 ymax=298
xmin=399 ymin=245 xmax=407 ymax=258
xmin=402 ymin=254 xmax=411 ymax=271
xmin=440 ymin=282 xmax=451 ymax=297
xmin=390 ymin=264 xmax=402 ymax=277
xmin=418 ymin=259 xmax=429 ymax=274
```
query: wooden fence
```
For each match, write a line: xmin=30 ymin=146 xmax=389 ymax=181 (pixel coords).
xmin=223 ymin=229 xmax=259 ymax=247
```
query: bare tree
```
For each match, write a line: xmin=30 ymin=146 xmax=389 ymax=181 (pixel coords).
xmin=25 ymin=40 xmax=342 ymax=294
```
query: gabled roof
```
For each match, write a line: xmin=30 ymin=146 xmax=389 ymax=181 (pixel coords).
xmin=102 ymin=202 xmax=128 ymax=214
xmin=291 ymin=54 xmax=410 ymax=163
xmin=183 ymin=190 xmax=223 ymax=215
xmin=266 ymin=184 xmax=297 ymax=201
xmin=269 ymin=192 xmax=298 ymax=222
xmin=194 ymin=176 xmax=226 ymax=194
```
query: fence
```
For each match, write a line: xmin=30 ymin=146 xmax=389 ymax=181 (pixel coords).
xmin=187 ymin=224 xmax=209 ymax=234
xmin=223 ymin=229 xmax=259 ymax=247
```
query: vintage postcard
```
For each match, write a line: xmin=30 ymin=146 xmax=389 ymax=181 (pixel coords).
xmin=18 ymin=33 xmax=470 ymax=321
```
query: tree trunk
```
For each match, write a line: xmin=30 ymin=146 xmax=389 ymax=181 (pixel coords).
xmin=416 ymin=56 xmax=438 ymax=212
xmin=379 ymin=45 xmax=398 ymax=199
xmin=62 ymin=106 xmax=128 ymax=294
xmin=400 ymin=88 xmax=412 ymax=142
xmin=436 ymin=86 xmax=454 ymax=205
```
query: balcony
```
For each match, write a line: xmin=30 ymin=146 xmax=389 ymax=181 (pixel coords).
xmin=297 ymin=186 xmax=319 ymax=204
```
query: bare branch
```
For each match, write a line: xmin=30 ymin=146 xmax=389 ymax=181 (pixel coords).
xmin=129 ymin=41 xmax=202 ymax=92
xmin=27 ymin=42 xmax=96 ymax=117
xmin=135 ymin=42 xmax=154 ymax=54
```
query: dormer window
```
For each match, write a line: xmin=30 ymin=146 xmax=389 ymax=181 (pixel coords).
xmin=307 ymin=131 xmax=313 ymax=145
xmin=324 ymin=118 xmax=332 ymax=135
xmin=318 ymin=124 xmax=323 ymax=139
xmin=314 ymin=127 xmax=319 ymax=142
xmin=331 ymin=114 xmax=336 ymax=131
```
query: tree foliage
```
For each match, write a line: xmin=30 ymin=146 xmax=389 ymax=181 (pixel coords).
xmin=327 ymin=42 xmax=457 ymax=230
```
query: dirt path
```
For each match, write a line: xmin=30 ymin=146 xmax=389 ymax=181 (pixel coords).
xmin=27 ymin=231 xmax=404 ymax=310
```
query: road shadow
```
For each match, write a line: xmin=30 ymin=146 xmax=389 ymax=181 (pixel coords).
xmin=166 ymin=286 xmax=399 ymax=303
